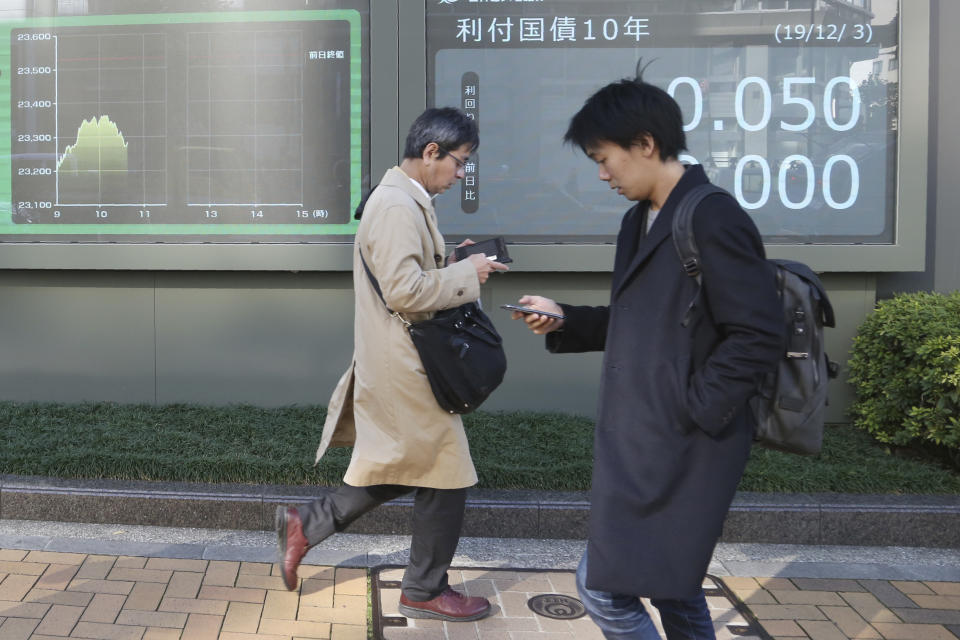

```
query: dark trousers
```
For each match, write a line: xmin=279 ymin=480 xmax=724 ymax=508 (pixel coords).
xmin=297 ymin=484 xmax=467 ymax=601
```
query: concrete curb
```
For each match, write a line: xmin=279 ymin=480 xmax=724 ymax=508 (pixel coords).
xmin=2 ymin=474 xmax=959 ymax=548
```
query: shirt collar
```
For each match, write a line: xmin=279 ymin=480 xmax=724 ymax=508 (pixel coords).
xmin=399 ymin=167 xmax=434 ymax=200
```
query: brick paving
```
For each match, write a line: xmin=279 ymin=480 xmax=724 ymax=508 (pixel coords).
xmin=0 ymin=548 xmax=365 ymax=639
xmin=2 ymin=546 xmax=960 ymax=639
xmin=374 ymin=568 xmax=760 ymax=639
xmin=723 ymin=576 xmax=960 ymax=640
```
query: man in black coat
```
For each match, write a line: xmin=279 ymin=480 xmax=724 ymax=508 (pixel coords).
xmin=510 ymin=79 xmax=784 ymax=639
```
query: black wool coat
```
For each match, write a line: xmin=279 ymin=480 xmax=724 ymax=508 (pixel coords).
xmin=548 ymin=165 xmax=784 ymax=599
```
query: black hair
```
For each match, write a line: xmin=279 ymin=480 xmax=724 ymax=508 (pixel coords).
xmin=355 ymin=107 xmax=479 ymax=219
xmin=563 ymin=73 xmax=687 ymax=161
xmin=402 ymin=107 xmax=479 ymax=160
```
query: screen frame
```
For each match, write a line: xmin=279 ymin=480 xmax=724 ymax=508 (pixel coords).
xmin=0 ymin=0 xmax=928 ymax=272
xmin=416 ymin=0 xmax=928 ymax=274
xmin=0 ymin=1 xmax=386 ymax=271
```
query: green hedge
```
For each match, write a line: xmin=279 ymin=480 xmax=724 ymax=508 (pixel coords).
xmin=848 ymin=291 xmax=960 ymax=451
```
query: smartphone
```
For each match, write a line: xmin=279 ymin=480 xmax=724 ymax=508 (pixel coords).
xmin=500 ymin=304 xmax=565 ymax=320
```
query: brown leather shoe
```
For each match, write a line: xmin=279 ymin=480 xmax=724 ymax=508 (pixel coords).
xmin=275 ymin=505 xmax=308 ymax=591
xmin=399 ymin=587 xmax=491 ymax=622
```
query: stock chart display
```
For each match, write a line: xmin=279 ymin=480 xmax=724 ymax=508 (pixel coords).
xmin=427 ymin=0 xmax=900 ymax=244
xmin=1 ymin=5 xmax=366 ymax=242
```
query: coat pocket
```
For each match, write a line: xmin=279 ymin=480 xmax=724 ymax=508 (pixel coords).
xmin=667 ymin=355 xmax=698 ymax=435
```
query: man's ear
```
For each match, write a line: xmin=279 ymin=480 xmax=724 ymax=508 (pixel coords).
xmin=422 ymin=142 xmax=441 ymax=163
xmin=635 ymin=134 xmax=658 ymax=158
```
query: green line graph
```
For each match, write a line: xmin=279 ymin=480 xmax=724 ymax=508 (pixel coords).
xmin=57 ymin=115 xmax=133 ymax=205
xmin=58 ymin=115 xmax=129 ymax=174
xmin=3 ymin=9 xmax=366 ymax=238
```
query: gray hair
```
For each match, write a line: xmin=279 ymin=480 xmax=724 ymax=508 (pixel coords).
xmin=403 ymin=107 xmax=479 ymax=159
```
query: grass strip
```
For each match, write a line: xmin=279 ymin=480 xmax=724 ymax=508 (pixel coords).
xmin=1 ymin=401 xmax=958 ymax=493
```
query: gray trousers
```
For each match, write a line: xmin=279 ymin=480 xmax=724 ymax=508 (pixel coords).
xmin=297 ymin=484 xmax=467 ymax=601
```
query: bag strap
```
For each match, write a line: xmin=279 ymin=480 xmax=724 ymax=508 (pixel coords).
xmin=772 ymin=259 xmax=836 ymax=328
xmin=670 ymin=183 xmax=727 ymax=327
xmin=671 ymin=183 xmax=728 ymax=281
xmin=355 ymin=185 xmax=413 ymax=327
xmin=359 ymin=250 xmax=411 ymax=327
xmin=354 ymin=184 xmax=378 ymax=220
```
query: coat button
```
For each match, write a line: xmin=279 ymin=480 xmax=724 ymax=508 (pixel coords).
xmin=457 ymin=289 xmax=464 ymax=296
xmin=434 ymin=254 xmax=443 ymax=265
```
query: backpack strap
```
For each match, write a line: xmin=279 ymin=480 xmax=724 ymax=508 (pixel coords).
xmin=772 ymin=259 xmax=836 ymax=328
xmin=670 ymin=183 xmax=728 ymax=326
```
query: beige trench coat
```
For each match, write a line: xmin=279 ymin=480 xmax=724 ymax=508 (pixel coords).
xmin=314 ymin=167 xmax=482 ymax=488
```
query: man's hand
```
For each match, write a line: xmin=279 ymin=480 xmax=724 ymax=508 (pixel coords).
xmin=467 ymin=253 xmax=508 ymax=284
xmin=447 ymin=238 xmax=474 ymax=264
xmin=510 ymin=295 xmax=565 ymax=334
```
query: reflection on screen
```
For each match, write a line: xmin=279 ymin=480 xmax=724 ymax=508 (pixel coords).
xmin=1 ymin=1 xmax=368 ymax=243
xmin=428 ymin=0 xmax=899 ymax=245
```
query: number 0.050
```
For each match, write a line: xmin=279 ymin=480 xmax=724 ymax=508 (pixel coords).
xmin=667 ymin=75 xmax=860 ymax=133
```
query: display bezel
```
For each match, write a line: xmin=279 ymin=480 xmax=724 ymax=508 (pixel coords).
xmin=416 ymin=0 xmax=927 ymax=273
xmin=0 ymin=1 xmax=383 ymax=270
xmin=0 ymin=0 xmax=927 ymax=272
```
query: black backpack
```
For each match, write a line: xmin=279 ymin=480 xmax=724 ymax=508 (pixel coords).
xmin=671 ymin=183 xmax=838 ymax=455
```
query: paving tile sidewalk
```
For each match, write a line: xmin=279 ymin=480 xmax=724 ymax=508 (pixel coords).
xmin=724 ymin=576 xmax=960 ymax=640
xmin=3 ymin=520 xmax=960 ymax=639
xmin=0 ymin=547 xmax=755 ymax=640
xmin=3 ymin=546 xmax=960 ymax=639
xmin=0 ymin=548 xmax=366 ymax=639
xmin=374 ymin=567 xmax=759 ymax=639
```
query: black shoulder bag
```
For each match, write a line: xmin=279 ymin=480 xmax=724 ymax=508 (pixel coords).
xmin=359 ymin=251 xmax=507 ymax=414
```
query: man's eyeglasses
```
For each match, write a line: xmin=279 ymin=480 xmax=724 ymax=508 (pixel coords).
xmin=436 ymin=144 xmax=469 ymax=169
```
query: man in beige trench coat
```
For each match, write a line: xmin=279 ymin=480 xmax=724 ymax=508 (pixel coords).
xmin=275 ymin=108 xmax=507 ymax=622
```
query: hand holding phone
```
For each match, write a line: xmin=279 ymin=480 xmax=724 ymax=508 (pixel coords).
xmin=506 ymin=295 xmax=565 ymax=335
xmin=500 ymin=304 xmax=565 ymax=320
